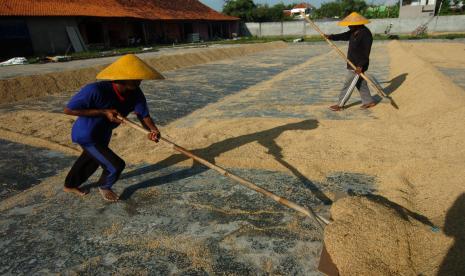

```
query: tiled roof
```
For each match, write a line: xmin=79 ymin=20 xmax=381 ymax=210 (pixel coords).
xmin=0 ymin=0 xmax=238 ymax=21
xmin=293 ymin=3 xmax=315 ymax=9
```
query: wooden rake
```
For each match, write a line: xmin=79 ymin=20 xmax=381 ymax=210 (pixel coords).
xmin=118 ymin=116 xmax=330 ymax=229
xmin=302 ymin=14 xmax=399 ymax=109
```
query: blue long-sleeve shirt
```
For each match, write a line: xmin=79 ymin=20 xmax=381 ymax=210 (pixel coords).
xmin=66 ymin=81 xmax=149 ymax=146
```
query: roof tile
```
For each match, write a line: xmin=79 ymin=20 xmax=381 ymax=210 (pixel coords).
xmin=0 ymin=0 xmax=238 ymax=21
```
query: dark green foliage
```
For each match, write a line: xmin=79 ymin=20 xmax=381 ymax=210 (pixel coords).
xmin=363 ymin=2 xmax=399 ymax=19
xmin=315 ymin=1 xmax=342 ymax=18
xmin=439 ymin=0 xmax=452 ymax=15
xmin=223 ymin=0 xmax=257 ymax=21
xmin=314 ymin=0 xmax=367 ymax=18
xmin=223 ymin=0 xmax=294 ymax=22
xmin=223 ymin=0 xmax=461 ymax=22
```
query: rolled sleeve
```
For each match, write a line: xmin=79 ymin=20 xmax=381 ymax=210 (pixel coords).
xmin=66 ymin=85 xmax=95 ymax=110
xmin=330 ymin=31 xmax=351 ymax=41
xmin=134 ymin=92 xmax=150 ymax=119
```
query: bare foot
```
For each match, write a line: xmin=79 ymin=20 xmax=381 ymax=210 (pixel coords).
xmin=360 ymin=102 xmax=376 ymax=109
xmin=329 ymin=104 xmax=343 ymax=111
xmin=98 ymin=188 xmax=119 ymax=202
xmin=63 ymin=186 xmax=89 ymax=196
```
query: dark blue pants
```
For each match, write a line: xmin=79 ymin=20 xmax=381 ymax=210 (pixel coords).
xmin=65 ymin=144 xmax=125 ymax=189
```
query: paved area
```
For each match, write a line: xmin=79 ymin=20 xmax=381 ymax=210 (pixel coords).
xmin=0 ymin=145 xmax=375 ymax=275
xmin=401 ymin=38 xmax=465 ymax=90
xmin=438 ymin=67 xmax=465 ymax=90
xmin=0 ymin=42 xmax=385 ymax=274
xmin=0 ymin=44 xmax=235 ymax=80
xmin=0 ymin=139 xmax=74 ymax=200
xmin=0 ymin=42 xmax=391 ymax=123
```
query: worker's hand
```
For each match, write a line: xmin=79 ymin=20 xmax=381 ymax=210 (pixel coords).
xmin=102 ymin=109 xmax=122 ymax=123
xmin=324 ymin=34 xmax=332 ymax=40
xmin=355 ymin=67 xmax=363 ymax=75
xmin=148 ymin=128 xmax=161 ymax=143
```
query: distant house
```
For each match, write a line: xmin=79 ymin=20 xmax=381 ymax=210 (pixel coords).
xmin=399 ymin=0 xmax=438 ymax=17
xmin=283 ymin=10 xmax=293 ymax=17
xmin=290 ymin=3 xmax=316 ymax=19
xmin=0 ymin=0 xmax=239 ymax=59
xmin=450 ymin=0 xmax=465 ymax=11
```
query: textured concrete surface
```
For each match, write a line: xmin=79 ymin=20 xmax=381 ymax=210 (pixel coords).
xmin=0 ymin=158 xmax=376 ymax=275
xmin=0 ymin=44 xmax=234 ymax=80
xmin=0 ymin=43 xmax=384 ymax=274
xmin=0 ymin=139 xmax=74 ymax=200
xmin=438 ymin=67 xmax=465 ymax=91
xmin=0 ymin=42 xmax=391 ymax=122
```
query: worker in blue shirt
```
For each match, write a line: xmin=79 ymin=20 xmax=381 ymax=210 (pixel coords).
xmin=63 ymin=54 xmax=164 ymax=202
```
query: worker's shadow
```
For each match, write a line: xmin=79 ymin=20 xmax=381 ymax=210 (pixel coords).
xmin=119 ymin=119 xmax=332 ymax=205
xmin=438 ymin=193 xmax=465 ymax=275
xmin=372 ymin=73 xmax=408 ymax=103
xmin=381 ymin=73 xmax=408 ymax=95
xmin=357 ymin=192 xmax=435 ymax=227
xmin=342 ymin=73 xmax=408 ymax=109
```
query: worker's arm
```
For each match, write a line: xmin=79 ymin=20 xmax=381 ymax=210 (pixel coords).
xmin=133 ymin=90 xmax=160 ymax=142
xmin=325 ymin=31 xmax=351 ymax=41
xmin=65 ymin=85 xmax=122 ymax=123
xmin=64 ymin=107 xmax=122 ymax=123
xmin=139 ymin=116 xmax=161 ymax=142
xmin=354 ymin=30 xmax=373 ymax=74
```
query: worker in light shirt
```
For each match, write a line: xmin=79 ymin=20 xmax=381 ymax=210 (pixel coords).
xmin=325 ymin=12 xmax=376 ymax=111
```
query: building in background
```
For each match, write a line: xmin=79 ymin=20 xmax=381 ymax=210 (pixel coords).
xmin=399 ymin=0 xmax=438 ymax=17
xmin=290 ymin=3 xmax=315 ymax=19
xmin=0 ymin=0 xmax=238 ymax=59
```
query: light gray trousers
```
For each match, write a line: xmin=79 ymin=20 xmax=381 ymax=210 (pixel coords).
xmin=338 ymin=70 xmax=374 ymax=106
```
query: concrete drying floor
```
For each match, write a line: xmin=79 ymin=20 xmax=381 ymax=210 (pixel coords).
xmin=0 ymin=41 xmax=404 ymax=274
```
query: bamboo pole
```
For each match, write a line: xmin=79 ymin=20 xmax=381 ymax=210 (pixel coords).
xmin=118 ymin=116 xmax=330 ymax=228
xmin=302 ymin=14 xmax=399 ymax=109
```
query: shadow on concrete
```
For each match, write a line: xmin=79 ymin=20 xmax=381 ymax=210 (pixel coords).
xmin=119 ymin=119 xmax=332 ymax=204
xmin=239 ymin=22 xmax=252 ymax=36
xmin=369 ymin=73 xmax=407 ymax=105
xmin=337 ymin=73 xmax=408 ymax=109
xmin=381 ymin=73 xmax=408 ymax=95
xmin=438 ymin=193 xmax=465 ymax=275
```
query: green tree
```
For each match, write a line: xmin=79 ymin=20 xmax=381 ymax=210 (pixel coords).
xmin=340 ymin=0 xmax=368 ymax=16
xmin=439 ymin=0 xmax=452 ymax=14
xmin=363 ymin=3 xmax=399 ymax=19
xmin=269 ymin=3 xmax=294 ymax=21
xmin=252 ymin=4 xmax=271 ymax=22
xmin=223 ymin=0 xmax=257 ymax=21
xmin=389 ymin=2 xmax=400 ymax=18
xmin=316 ymin=1 xmax=343 ymax=18
xmin=224 ymin=1 xmax=294 ymax=22
xmin=315 ymin=0 xmax=368 ymax=18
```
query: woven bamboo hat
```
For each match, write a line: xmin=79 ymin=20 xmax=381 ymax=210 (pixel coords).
xmin=96 ymin=54 xmax=164 ymax=80
xmin=338 ymin=12 xmax=370 ymax=26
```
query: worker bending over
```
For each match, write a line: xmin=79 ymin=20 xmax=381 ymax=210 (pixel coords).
xmin=63 ymin=54 xmax=164 ymax=201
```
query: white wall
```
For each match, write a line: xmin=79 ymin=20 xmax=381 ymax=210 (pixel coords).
xmin=242 ymin=15 xmax=465 ymax=37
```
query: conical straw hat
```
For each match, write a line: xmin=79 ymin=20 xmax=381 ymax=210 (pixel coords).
xmin=96 ymin=54 xmax=164 ymax=80
xmin=338 ymin=12 xmax=370 ymax=26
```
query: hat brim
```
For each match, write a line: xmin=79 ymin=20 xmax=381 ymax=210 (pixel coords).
xmin=96 ymin=54 xmax=165 ymax=81
xmin=96 ymin=73 xmax=165 ymax=81
xmin=338 ymin=20 xmax=370 ymax=26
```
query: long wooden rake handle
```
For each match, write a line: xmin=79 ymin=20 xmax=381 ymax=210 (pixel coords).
xmin=302 ymin=15 xmax=398 ymax=109
xmin=118 ymin=116 xmax=330 ymax=228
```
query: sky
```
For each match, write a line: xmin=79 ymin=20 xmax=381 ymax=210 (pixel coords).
xmin=199 ymin=0 xmax=395 ymax=11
